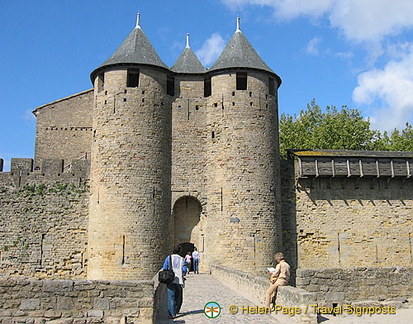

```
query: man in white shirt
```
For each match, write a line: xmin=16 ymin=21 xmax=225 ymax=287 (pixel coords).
xmin=192 ymin=247 xmax=200 ymax=274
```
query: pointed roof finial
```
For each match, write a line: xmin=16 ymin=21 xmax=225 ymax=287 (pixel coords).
xmin=236 ymin=16 xmax=241 ymax=32
xmin=186 ymin=33 xmax=190 ymax=48
xmin=136 ymin=12 xmax=141 ymax=29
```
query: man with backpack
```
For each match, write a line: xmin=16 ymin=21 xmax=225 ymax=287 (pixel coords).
xmin=162 ymin=245 xmax=187 ymax=319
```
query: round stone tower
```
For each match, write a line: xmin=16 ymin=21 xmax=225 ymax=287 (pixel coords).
xmin=88 ymin=15 xmax=173 ymax=280
xmin=203 ymin=18 xmax=282 ymax=274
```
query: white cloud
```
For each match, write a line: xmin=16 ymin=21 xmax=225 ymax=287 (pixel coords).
xmin=353 ymin=44 xmax=413 ymax=131
xmin=23 ymin=109 xmax=36 ymax=122
xmin=329 ymin=0 xmax=413 ymax=42
xmin=273 ymin=0 xmax=333 ymax=20
xmin=221 ymin=0 xmax=413 ymax=42
xmin=305 ymin=37 xmax=322 ymax=55
xmin=196 ymin=33 xmax=226 ymax=67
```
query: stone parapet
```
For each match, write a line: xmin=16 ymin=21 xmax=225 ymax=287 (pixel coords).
xmin=210 ymin=264 xmax=318 ymax=323
xmin=0 ymin=279 xmax=154 ymax=323
xmin=297 ymin=267 xmax=413 ymax=303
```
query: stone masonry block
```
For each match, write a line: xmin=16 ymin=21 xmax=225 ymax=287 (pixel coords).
xmin=20 ymin=299 xmax=40 ymax=310
xmin=43 ymin=280 xmax=74 ymax=292
xmin=94 ymin=298 xmax=110 ymax=310
xmin=87 ymin=309 xmax=104 ymax=318
xmin=57 ymin=296 xmax=75 ymax=310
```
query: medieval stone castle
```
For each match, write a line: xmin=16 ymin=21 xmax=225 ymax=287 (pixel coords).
xmin=0 ymin=16 xmax=412 ymax=320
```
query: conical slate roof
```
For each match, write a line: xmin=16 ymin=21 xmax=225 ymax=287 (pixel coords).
xmin=91 ymin=17 xmax=168 ymax=80
xmin=171 ymin=34 xmax=206 ymax=73
xmin=172 ymin=48 xmax=206 ymax=73
xmin=209 ymin=28 xmax=274 ymax=74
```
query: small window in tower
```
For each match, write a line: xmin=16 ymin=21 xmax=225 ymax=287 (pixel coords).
xmin=269 ymin=77 xmax=275 ymax=96
xmin=127 ymin=69 xmax=140 ymax=87
xmin=236 ymin=72 xmax=247 ymax=90
xmin=97 ymin=73 xmax=104 ymax=92
xmin=167 ymin=76 xmax=175 ymax=96
xmin=204 ymin=77 xmax=211 ymax=97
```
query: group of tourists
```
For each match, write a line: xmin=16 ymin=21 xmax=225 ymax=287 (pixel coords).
xmin=160 ymin=245 xmax=289 ymax=319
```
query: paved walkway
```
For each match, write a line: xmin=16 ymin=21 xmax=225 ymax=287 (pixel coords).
xmin=156 ymin=273 xmax=280 ymax=324
xmin=156 ymin=273 xmax=413 ymax=324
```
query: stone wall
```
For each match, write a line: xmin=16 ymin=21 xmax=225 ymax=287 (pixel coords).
xmin=0 ymin=164 xmax=89 ymax=279
xmin=171 ymin=75 xmax=208 ymax=251
xmin=0 ymin=279 xmax=153 ymax=323
xmin=296 ymin=267 xmax=413 ymax=303
xmin=294 ymin=176 xmax=413 ymax=269
xmin=33 ymin=90 xmax=93 ymax=170
xmin=210 ymin=264 xmax=317 ymax=323
xmin=280 ymin=159 xmax=297 ymax=284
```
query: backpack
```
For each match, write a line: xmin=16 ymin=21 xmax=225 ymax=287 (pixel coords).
xmin=158 ymin=255 xmax=175 ymax=284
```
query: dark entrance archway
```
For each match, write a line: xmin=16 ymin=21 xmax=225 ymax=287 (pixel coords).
xmin=179 ymin=242 xmax=195 ymax=272
xmin=172 ymin=196 xmax=202 ymax=249
xmin=179 ymin=242 xmax=195 ymax=258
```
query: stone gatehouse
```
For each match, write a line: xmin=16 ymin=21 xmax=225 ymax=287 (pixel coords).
xmin=0 ymin=15 xmax=412 ymax=321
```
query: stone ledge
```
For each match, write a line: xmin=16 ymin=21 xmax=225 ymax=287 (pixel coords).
xmin=0 ymin=279 xmax=154 ymax=324
xmin=296 ymin=267 xmax=413 ymax=303
xmin=210 ymin=264 xmax=318 ymax=323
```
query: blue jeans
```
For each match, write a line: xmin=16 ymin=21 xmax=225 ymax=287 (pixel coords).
xmin=193 ymin=259 xmax=199 ymax=273
xmin=167 ymin=283 xmax=183 ymax=316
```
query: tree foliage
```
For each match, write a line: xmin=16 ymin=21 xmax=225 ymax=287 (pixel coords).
xmin=279 ymin=99 xmax=413 ymax=158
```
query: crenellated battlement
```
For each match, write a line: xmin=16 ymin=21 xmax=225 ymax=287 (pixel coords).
xmin=0 ymin=157 xmax=90 ymax=189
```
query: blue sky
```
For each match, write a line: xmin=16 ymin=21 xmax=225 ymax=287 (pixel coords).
xmin=1 ymin=0 xmax=413 ymax=170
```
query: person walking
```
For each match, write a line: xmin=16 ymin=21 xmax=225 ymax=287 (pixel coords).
xmin=184 ymin=252 xmax=192 ymax=274
xmin=162 ymin=245 xmax=187 ymax=319
xmin=192 ymin=247 xmax=200 ymax=274
xmin=265 ymin=252 xmax=290 ymax=308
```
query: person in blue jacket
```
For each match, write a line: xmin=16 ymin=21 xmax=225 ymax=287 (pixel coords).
xmin=162 ymin=245 xmax=187 ymax=318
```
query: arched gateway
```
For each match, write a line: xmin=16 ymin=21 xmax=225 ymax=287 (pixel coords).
xmin=172 ymin=196 xmax=202 ymax=257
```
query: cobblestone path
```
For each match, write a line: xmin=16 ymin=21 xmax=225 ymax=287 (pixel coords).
xmin=156 ymin=273 xmax=280 ymax=324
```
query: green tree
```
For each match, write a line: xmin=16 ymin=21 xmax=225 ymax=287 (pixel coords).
xmin=372 ymin=123 xmax=413 ymax=151
xmin=279 ymin=99 xmax=379 ymax=158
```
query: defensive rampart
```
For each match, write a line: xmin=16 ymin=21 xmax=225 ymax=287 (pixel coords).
xmin=0 ymin=158 xmax=90 ymax=279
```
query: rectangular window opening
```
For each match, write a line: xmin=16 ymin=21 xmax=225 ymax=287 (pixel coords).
xmin=97 ymin=73 xmax=104 ymax=92
xmin=167 ymin=76 xmax=175 ymax=96
xmin=204 ymin=77 xmax=211 ymax=97
xmin=127 ymin=69 xmax=140 ymax=87
xmin=269 ymin=77 xmax=275 ymax=96
xmin=236 ymin=72 xmax=247 ymax=90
